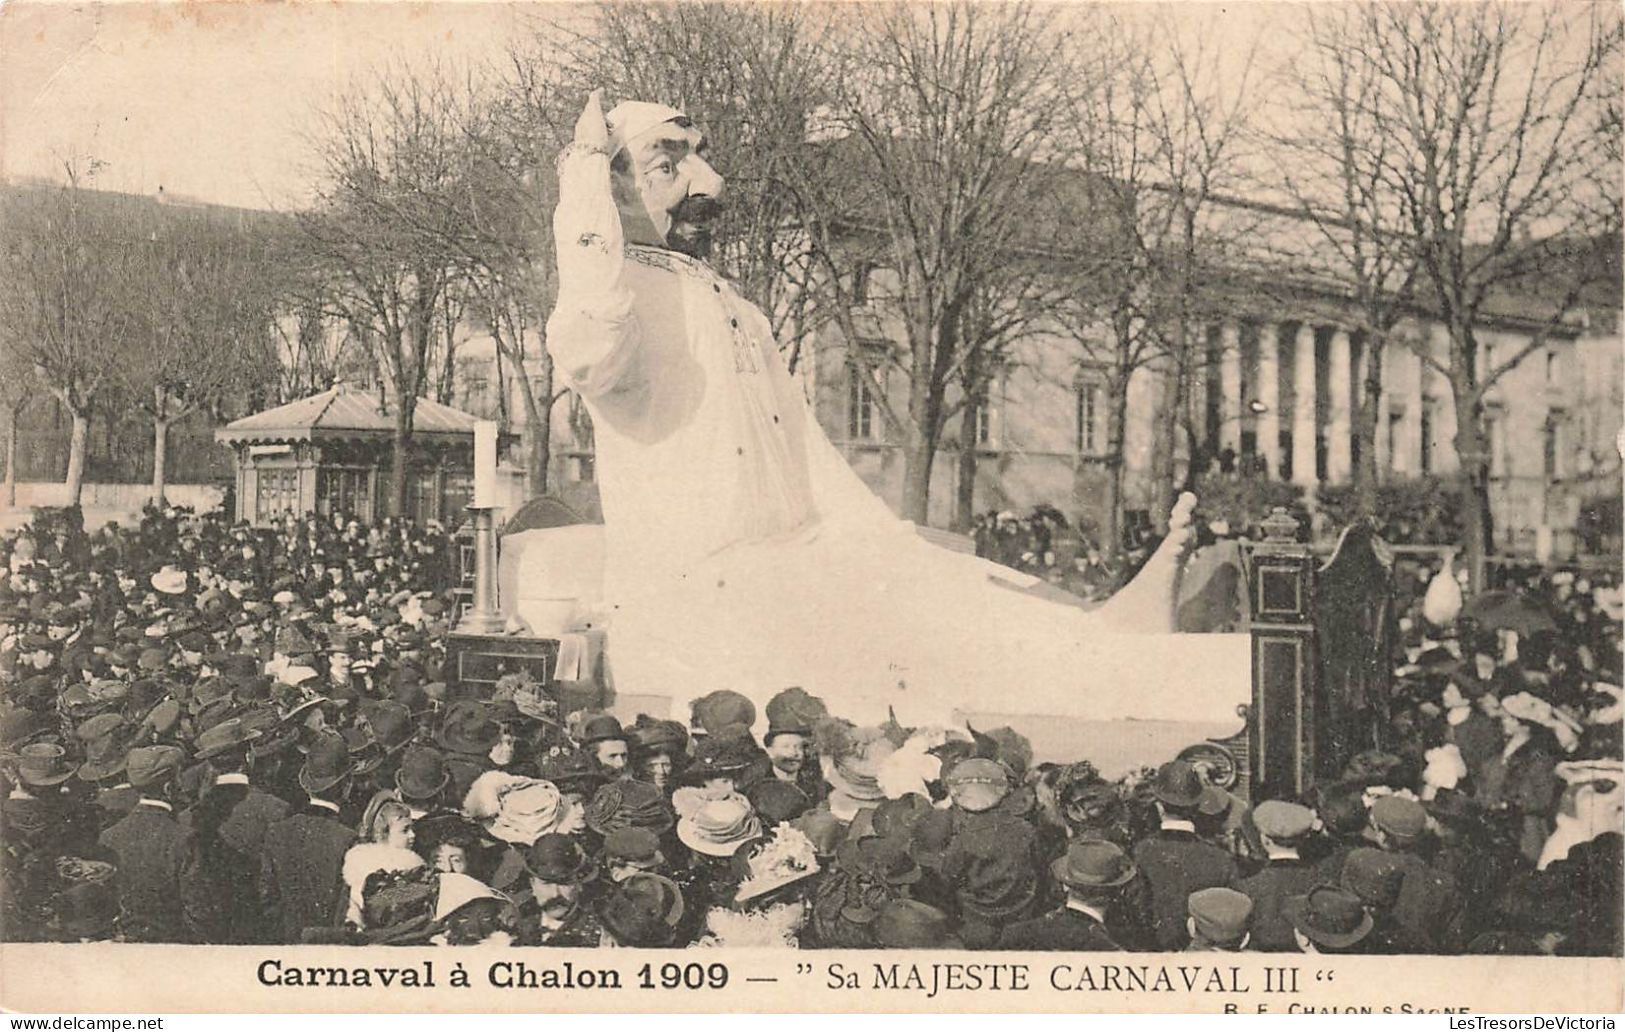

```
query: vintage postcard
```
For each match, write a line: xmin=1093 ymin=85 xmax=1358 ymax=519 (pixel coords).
xmin=0 ymin=0 xmax=1620 ymax=1016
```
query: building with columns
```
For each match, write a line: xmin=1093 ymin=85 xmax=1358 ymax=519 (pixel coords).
xmin=793 ymin=242 xmax=1621 ymax=557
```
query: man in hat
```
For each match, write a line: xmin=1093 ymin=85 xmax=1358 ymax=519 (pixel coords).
xmin=1367 ymin=794 xmax=1463 ymax=952
xmin=514 ymin=833 xmax=603 ymax=947
xmin=1185 ymin=886 xmax=1253 ymax=952
xmin=180 ymin=718 xmax=290 ymax=942
xmin=2 ymin=743 xmax=106 ymax=940
xmin=1235 ymin=800 xmax=1322 ymax=951
xmin=579 ymin=713 xmax=631 ymax=779
xmin=999 ymin=841 xmax=1141 ymax=951
xmin=1286 ymin=884 xmax=1375 ymax=954
xmin=1133 ymin=760 xmax=1240 ymax=949
xmin=259 ymin=734 xmax=358 ymax=942
xmin=98 ymin=745 xmax=193 ymax=941
xmin=546 ymin=90 xmax=1199 ymax=734
xmin=738 ymin=701 xmax=824 ymax=803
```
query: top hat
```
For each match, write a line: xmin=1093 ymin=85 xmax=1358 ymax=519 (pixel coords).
xmin=1285 ymin=885 xmax=1374 ymax=949
xmin=1051 ymin=840 xmax=1138 ymax=891
xmin=297 ymin=732 xmax=355 ymax=795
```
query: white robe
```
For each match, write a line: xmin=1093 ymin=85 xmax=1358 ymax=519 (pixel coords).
xmin=545 ymin=147 xmax=1246 ymax=736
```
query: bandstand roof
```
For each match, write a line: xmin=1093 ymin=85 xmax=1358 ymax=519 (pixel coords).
xmin=215 ymin=386 xmax=480 ymax=446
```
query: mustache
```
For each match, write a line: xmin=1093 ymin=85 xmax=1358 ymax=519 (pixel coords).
xmin=670 ymin=195 xmax=724 ymax=225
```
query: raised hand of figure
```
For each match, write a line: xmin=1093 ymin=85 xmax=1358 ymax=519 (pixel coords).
xmin=553 ymin=88 xmax=624 ymax=299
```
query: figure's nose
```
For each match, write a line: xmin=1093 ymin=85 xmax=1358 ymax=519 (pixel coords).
xmin=688 ymin=156 xmax=724 ymax=200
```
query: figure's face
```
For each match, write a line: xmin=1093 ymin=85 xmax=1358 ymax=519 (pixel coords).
xmin=594 ymin=740 xmax=628 ymax=772
xmin=610 ymin=120 xmax=724 ymax=258
xmin=766 ymin=733 xmax=808 ymax=775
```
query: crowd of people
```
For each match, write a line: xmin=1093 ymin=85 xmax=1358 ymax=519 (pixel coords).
xmin=1 ymin=503 xmax=1619 ymax=954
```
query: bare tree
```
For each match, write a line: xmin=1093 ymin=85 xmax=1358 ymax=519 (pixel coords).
xmin=294 ymin=68 xmax=468 ymax=517
xmin=798 ymin=1 xmax=1078 ymax=524
xmin=0 ymin=164 xmax=139 ymax=507
xmin=0 ymin=336 xmax=36 ymax=508
xmin=1270 ymin=6 xmax=1426 ymax=518
xmin=1134 ymin=15 xmax=1260 ymax=522
xmin=115 ymin=204 xmax=280 ymax=502
xmin=1350 ymin=2 xmax=1620 ymax=587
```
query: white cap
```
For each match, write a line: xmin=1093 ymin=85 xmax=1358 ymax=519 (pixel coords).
xmin=606 ymin=100 xmax=688 ymax=159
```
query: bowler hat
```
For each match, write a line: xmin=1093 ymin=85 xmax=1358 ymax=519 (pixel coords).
xmin=524 ymin=832 xmax=595 ymax=884
xmin=16 ymin=743 xmax=76 ymax=787
xmin=1151 ymin=759 xmax=1216 ymax=810
xmin=1285 ymin=885 xmax=1374 ymax=949
xmin=1188 ymin=886 xmax=1252 ymax=944
xmin=126 ymin=745 xmax=186 ymax=790
xmin=578 ymin=713 xmax=626 ymax=746
xmin=600 ymin=872 xmax=684 ymax=947
xmin=1051 ymin=840 xmax=1137 ymax=890
xmin=297 ymin=732 xmax=354 ymax=795
xmin=907 ymin=807 xmax=955 ymax=868
xmin=395 ymin=746 xmax=450 ymax=801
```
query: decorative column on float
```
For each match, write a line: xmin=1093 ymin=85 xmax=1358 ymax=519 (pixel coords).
xmin=1247 ymin=506 xmax=1317 ymax=800
xmin=458 ymin=420 xmax=506 ymax=634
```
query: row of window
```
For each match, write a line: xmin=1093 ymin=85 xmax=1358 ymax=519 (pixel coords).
xmin=253 ymin=466 xmax=472 ymax=525
xmin=845 ymin=365 xmax=1569 ymax=480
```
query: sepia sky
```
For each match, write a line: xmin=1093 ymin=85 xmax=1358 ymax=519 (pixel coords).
xmin=0 ymin=1 xmax=1485 ymax=213
xmin=0 ymin=1 xmax=562 ymax=209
